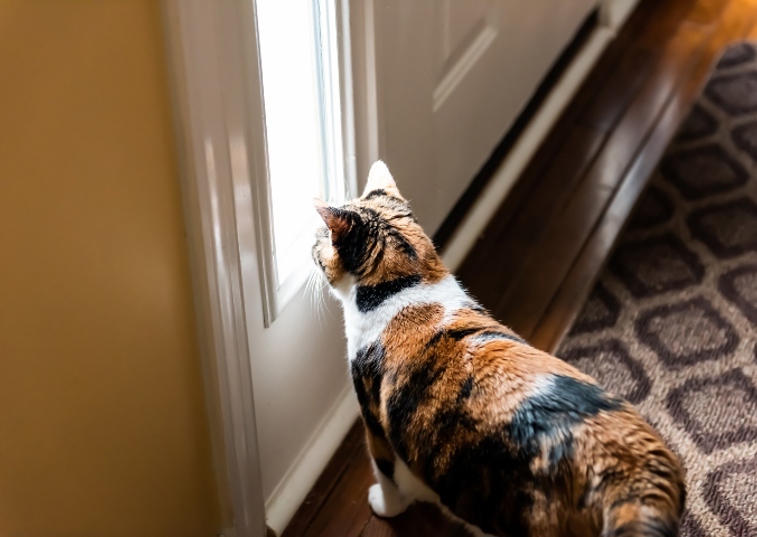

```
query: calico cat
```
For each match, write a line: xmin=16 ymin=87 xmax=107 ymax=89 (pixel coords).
xmin=311 ymin=161 xmax=685 ymax=537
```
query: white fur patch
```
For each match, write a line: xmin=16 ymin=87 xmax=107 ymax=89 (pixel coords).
xmin=330 ymin=273 xmax=355 ymax=303
xmin=369 ymin=461 xmax=410 ymax=517
xmin=469 ymin=331 xmax=523 ymax=347
xmin=393 ymin=458 xmax=438 ymax=504
xmin=533 ymin=373 xmax=556 ymax=393
xmin=336 ymin=274 xmax=470 ymax=359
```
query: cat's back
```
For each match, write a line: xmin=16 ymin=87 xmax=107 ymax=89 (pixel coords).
xmin=369 ymin=291 xmax=683 ymax=536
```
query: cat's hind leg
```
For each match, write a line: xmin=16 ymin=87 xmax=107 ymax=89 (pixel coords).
xmin=366 ymin=429 xmax=411 ymax=517
xmin=368 ymin=470 xmax=409 ymax=518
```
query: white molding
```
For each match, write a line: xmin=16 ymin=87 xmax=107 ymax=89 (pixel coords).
xmin=337 ymin=0 xmax=360 ymax=197
xmin=440 ymin=25 xmax=619 ymax=271
xmin=599 ymin=0 xmax=640 ymax=31
xmin=433 ymin=25 xmax=497 ymax=112
xmin=265 ymin=386 xmax=359 ymax=535
xmin=350 ymin=0 xmax=382 ymax=186
xmin=161 ymin=2 xmax=268 ymax=537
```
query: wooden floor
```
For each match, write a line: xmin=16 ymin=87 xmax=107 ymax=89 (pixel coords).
xmin=281 ymin=0 xmax=757 ymax=535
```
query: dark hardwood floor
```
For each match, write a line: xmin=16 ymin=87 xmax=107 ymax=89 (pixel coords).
xmin=281 ymin=1 xmax=757 ymax=535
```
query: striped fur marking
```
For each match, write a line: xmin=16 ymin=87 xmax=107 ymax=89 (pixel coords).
xmin=473 ymin=330 xmax=527 ymax=345
xmin=351 ymin=342 xmax=385 ymax=437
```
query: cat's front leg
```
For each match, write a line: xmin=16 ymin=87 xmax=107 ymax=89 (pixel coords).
xmin=366 ymin=430 xmax=411 ymax=517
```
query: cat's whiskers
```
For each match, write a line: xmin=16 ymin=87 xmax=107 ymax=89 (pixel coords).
xmin=305 ymin=266 xmax=318 ymax=307
xmin=305 ymin=266 xmax=328 ymax=325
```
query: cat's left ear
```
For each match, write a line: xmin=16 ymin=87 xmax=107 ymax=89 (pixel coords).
xmin=362 ymin=160 xmax=399 ymax=196
xmin=314 ymin=198 xmax=357 ymax=243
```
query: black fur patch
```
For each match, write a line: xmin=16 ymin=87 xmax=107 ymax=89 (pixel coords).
xmin=424 ymin=375 xmax=478 ymax=451
xmin=433 ymin=433 xmax=533 ymax=536
xmin=356 ymin=206 xmax=418 ymax=262
xmin=508 ymin=375 xmax=623 ymax=463
xmin=364 ymin=188 xmax=387 ymax=200
xmin=424 ymin=330 xmax=445 ymax=349
xmin=421 ymin=375 xmax=480 ymax=481
xmin=334 ymin=211 xmax=373 ymax=275
xmin=384 ymin=225 xmax=418 ymax=260
xmin=447 ymin=328 xmax=482 ymax=340
xmin=459 ymin=376 xmax=474 ymax=400
xmin=386 ymin=359 xmax=445 ymax=461
xmin=356 ymin=274 xmax=422 ymax=312
xmin=374 ymin=458 xmax=394 ymax=480
xmin=351 ymin=343 xmax=386 ymax=436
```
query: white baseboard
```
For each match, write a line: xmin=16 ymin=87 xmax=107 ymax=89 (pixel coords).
xmin=264 ymin=385 xmax=359 ymax=535
xmin=441 ymin=22 xmax=630 ymax=271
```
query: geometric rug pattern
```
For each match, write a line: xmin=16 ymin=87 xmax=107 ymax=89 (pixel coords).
xmin=558 ymin=42 xmax=757 ymax=537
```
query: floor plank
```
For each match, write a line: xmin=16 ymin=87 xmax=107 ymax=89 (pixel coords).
xmin=300 ymin=458 xmax=373 ymax=537
xmin=360 ymin=503 xmax=469 ymax=537
xmin=281 ymin=422 xmax=367 ymax=537
xmin=491 ymin=21 xmax=712 ymax=338
xmin=578 ymin=49 xmax=655 ymax=132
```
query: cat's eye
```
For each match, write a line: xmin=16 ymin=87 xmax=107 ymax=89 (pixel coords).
xmin=254 ymin=0 xmax=354 ymax=323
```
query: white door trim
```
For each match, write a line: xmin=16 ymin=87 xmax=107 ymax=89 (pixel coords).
xmin=161 ymin=2 xmax=268 ymax=536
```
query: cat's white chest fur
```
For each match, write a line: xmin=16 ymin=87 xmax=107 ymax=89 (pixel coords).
xmin=333 ymin=274 xmax=471 ymax=360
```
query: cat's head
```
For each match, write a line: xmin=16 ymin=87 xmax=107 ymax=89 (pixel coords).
xmin=311 ymin=161 xmax=446 ymax=292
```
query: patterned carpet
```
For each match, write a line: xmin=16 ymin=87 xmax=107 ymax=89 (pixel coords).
xmin=557 ymin=42 xmax=757 ymax=537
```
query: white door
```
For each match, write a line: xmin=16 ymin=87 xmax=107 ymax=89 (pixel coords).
xmin=364 ymin=0 xmax=597 ymax=234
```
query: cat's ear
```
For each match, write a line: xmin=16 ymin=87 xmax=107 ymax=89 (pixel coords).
xmin=363 ymin=160 xmax=398 ymax=196
xmin=314 ymin=198 xmax=356 ymax=243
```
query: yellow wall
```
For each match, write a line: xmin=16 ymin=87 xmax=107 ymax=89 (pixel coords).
xmin=0 ymin=1 xmax=221 ymax=535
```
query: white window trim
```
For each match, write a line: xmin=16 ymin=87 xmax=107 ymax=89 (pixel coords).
xmin=161 ymin=1 xmax=358 ymax=535
xmin=255 ymin=0 xmax=358 ymax=326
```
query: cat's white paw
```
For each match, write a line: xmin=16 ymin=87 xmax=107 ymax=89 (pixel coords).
xmin=368 ymin=483 xmax=409 ymax=517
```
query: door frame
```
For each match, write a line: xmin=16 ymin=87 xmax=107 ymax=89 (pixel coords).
xmin=161 ymin=1 xmax=364 ymax=535
xmin=162 ymin=1 xmax=270 ymax=536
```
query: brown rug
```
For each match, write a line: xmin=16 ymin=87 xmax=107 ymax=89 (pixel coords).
xmin=557 ymin=42 xmax=757 ymax=537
